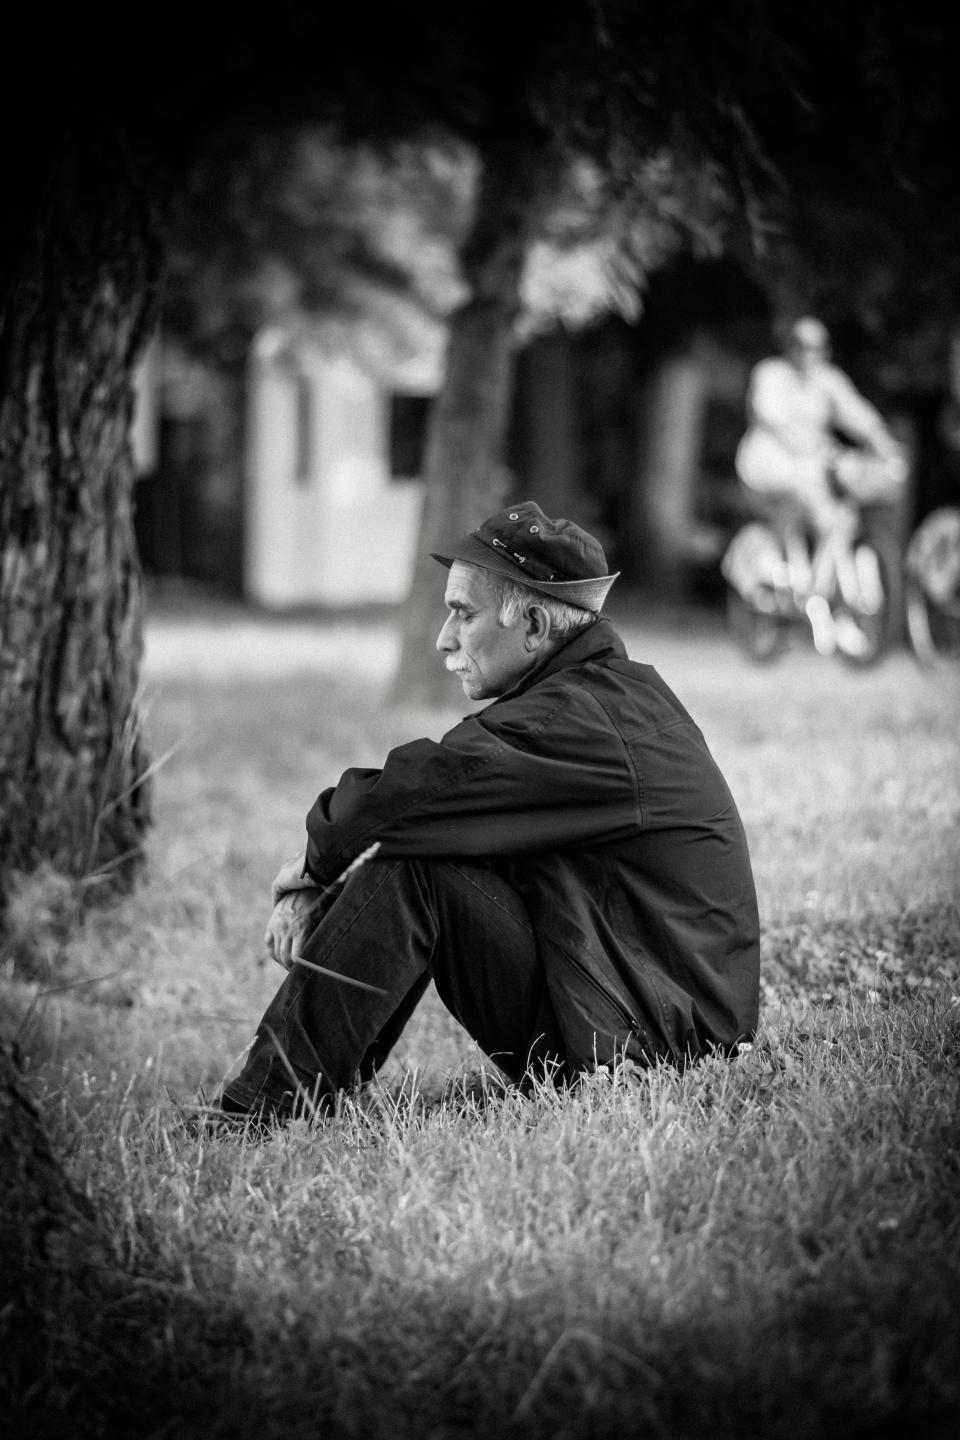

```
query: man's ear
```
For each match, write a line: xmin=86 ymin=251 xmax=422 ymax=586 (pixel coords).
xmin=524 ymin=602 xmax=552 ymax=651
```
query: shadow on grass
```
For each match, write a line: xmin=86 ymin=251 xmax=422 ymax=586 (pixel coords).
xmin=4 ymin=1103 xmax=960 ymax=1440
xmin=5 ymin=1255 xmax=960 ymax=1440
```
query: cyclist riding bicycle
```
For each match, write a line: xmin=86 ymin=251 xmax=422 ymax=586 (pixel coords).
xmin=732 ymin=315 xmax=907 ymax=656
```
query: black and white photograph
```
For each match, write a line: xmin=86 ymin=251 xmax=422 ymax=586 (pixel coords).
xmin=2 ymin=3 xmax=959 ymax=1437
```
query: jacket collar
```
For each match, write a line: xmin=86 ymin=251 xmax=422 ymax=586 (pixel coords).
xmin=480 ymin=617 xmax=627 ymax=711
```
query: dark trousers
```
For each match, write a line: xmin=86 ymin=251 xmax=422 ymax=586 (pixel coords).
xmin=223 ymin=858 xmax=566 ymax=1116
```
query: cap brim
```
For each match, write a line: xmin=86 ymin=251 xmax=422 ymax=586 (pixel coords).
xmin=431 ymin=534 xmax=618 ymax=614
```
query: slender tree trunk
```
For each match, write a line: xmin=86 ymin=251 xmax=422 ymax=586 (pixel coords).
xmin=627 ymin=343 xmax=711 ymax=597
xmin=0 ymin=146 xmax=160 ymax=909
xmin=389 ymin=138 xmax=559 ymax=709
xmin=514 ymin=330 xmax=579 ymax=519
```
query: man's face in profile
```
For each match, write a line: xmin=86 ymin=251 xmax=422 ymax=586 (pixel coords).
xmin=436 ymin=562 xmax=535 ymax=701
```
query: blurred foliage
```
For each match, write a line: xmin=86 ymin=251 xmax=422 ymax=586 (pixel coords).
xmin=6 ymin=1 xmax=960 ymax=386
xmin=161 ymin=129 xmax=474 ymax=364
xmin=162 ymin=127 xmax=733 ymax=363
xmin=138 ymin=1 xmax=960 ymax=389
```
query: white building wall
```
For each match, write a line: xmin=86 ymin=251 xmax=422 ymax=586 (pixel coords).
xmin=244 ymin=332 xmax=425 ymax=608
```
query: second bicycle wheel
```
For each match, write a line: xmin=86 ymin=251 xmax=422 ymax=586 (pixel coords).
xmin=905 ymin=507 xmax=960 ymax=664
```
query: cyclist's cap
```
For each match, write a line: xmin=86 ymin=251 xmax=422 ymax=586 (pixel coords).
xmin=432 ymin=501 xmax=619 ymax=614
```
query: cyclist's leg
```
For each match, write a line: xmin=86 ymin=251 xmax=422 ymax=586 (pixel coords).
xmin=793 ymin=485 xmax=844 ymax=653
xmin=778 ymin=502 xmax=814 ymax=595
xmin=743 ymin=448 xmax=825 ymax=597
xmin=806 ymin=490 xmax=879 ymax=658
xmin=743 ymin=490 xmax=811 ymax=595
xmin=808 ymin=491 xmax=858 ymax=600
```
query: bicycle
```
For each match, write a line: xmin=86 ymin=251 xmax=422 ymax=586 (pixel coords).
xmin=720 ymin=445 xmax=906 ymax=666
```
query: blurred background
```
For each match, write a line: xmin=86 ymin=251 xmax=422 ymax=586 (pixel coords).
xmin=131 ymin=129 xmax=960 ymax=631
xmin=117 ymin=5 xmax=960 ymax=649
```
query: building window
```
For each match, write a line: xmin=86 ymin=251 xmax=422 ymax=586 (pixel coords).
xmin=389 ymin=394 xmax=432 ymax=479
xmin=295 ymin=373 xmax=314 ymax=485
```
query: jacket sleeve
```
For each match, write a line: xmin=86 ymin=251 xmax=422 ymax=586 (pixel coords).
xmin=303 ymin=683 xmax=641 ymax=885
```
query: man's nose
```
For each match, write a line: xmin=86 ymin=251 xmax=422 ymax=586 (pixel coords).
xmin=436 ymin=615 xmax=456 ymax=652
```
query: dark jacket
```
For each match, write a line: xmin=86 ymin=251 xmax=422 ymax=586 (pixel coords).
xmin=304 ymin=619 xmax=760 ymax=1069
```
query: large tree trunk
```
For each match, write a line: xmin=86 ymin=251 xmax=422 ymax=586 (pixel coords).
xmin=0 ymin=143 xmax=159 ymax=909
xmin=0 ymin=1038 xmax=107 ymax=1420
xmin=0 ymin=1041 xmax=102 ymax=1271
xmin=389 ymin=139 xmax=558 ymax=709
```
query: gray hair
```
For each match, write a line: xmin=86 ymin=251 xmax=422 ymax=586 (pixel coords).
xmin=488 ymin=574 xmax=595 ymax=637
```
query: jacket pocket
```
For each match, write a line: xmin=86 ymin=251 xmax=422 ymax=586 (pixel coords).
xmin=549 ymin=946 xmax=650 ymax=1068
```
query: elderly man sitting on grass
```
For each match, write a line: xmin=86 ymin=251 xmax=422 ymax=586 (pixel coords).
xmin=207 ymin=501 xmax=760 ymax=1127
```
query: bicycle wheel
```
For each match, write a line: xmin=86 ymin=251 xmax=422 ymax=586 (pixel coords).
xmin=725 ymin=586 xmax=790 ymax=663
xmin=832 ymin=540 xmax=891 ymax=668
xmin=905 ymin=507 xmax=960 ymax=664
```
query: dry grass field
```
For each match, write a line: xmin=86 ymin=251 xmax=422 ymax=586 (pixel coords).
xmin=2 ymin=589 xmax=959 ymax=1440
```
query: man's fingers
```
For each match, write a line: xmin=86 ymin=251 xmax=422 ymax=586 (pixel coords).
xmin=263 ymin=888 xmax=328 ymax=971
xmin=271 ymin=851 xmax=322 ymax=904
xmin=265 ymin=907 xmax=294 ymax=969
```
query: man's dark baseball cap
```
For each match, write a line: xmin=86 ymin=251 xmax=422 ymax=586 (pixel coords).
xmin=432 ymin=501 xmax=619 ymax=614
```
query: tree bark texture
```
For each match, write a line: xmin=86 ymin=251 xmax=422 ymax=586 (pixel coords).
xmin=0 ymin=1038 xmax=107 ymax=1421
xmin=0 ymin=1041 xmax=101 ymax=1272
xmin=0 ymin=148 xmax=159 ymax=905
xmin=390 ymin=139 xmax=560 ymax=709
